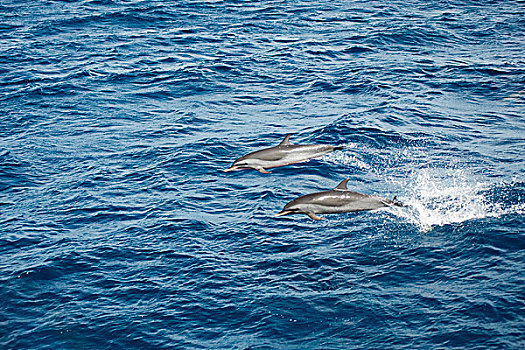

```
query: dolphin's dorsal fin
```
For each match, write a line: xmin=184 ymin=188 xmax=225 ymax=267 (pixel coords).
xmin=334 ymin=179 xmax=349 ymax=190
xmin=279 ymin=134 xmax=292 ymax=146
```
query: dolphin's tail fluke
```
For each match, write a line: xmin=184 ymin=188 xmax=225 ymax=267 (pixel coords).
xmin=392 ymin=196 xmax=407 ymax=207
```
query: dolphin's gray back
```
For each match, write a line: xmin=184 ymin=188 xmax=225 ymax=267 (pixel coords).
xmin=240 ymin=144 xmax=337 ymax=165
xmin=240 ymin=147 xmax=286 ymax=161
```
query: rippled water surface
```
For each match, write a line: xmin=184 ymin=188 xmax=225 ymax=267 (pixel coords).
xmin=1 ymin=1 xmax=524 ymax=349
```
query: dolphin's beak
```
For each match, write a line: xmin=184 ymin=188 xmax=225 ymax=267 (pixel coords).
xmin=223 ymin=166 xmax=237 ymax=172
xmin=274 ymin=210 xmax=292 ymax=217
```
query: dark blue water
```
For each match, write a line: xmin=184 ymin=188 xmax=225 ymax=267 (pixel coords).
xmin=1 ymin=1 xmax=524 ymax=349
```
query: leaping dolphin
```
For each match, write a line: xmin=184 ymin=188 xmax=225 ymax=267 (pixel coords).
xmin=224 ymin=134 xmax=343 ymax=174
xmin=275 ymin=179 xmax=405 ymax=220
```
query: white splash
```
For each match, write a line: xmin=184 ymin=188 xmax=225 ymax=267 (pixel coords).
xmin=390 ymin=168 xmax=524 ymax=231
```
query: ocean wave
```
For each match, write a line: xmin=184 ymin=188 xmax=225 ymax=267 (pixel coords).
xmin=1 ymin=0 xmax=524 ymax=349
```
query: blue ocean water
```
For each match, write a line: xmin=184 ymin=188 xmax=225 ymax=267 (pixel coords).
xmin=1 ymin=0 xmax=524 ymax=348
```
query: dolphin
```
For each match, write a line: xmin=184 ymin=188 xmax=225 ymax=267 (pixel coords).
xmin=275 ymin=179 xmax=405 ymax=220
xmin=224 ymin=134 xmax=343 ymax=174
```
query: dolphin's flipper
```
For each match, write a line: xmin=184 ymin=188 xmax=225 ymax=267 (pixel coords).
xmin=255 ymin=167 xmax=271 ymax=174
xmin=305 ymin=211 xmax=323 ymax=220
